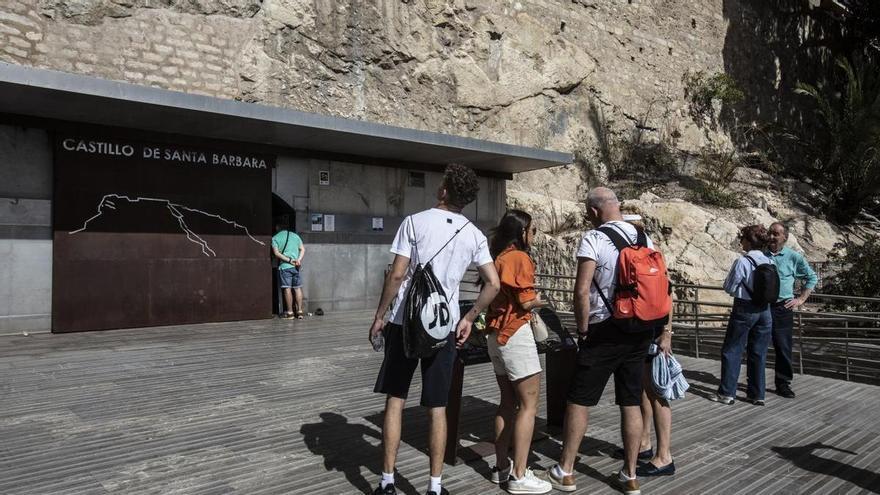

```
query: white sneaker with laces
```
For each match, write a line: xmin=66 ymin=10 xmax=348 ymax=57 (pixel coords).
xmin=507 ymin=468 xmax=552 ymax=494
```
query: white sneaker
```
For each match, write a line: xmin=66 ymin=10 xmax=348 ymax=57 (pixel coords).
xmin=491 ymin=459 xmax=511 ymax=484
xmin=507 ymin=468 xmax=552 ymax=494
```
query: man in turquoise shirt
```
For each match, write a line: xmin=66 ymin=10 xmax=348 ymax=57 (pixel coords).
xmin=272 ymin=222 xmax=305 ymax=319
xmin=766 ymin=222 xmax=819 ymax=398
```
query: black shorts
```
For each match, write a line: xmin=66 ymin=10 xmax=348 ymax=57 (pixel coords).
xmin=567 ymin=320 xmax=652 ymax=407
xmin=645 ymin=326 xmax=665 ymax=363
xmin=373 ymin=323 xmax=457 ymax=408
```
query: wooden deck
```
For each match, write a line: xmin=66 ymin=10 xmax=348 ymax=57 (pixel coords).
xmin=1 ymin=310 xmax=878 ymax=495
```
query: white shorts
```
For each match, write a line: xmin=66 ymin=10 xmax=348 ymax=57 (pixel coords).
xmin=488 ymin=322 xmax=542 ymax=382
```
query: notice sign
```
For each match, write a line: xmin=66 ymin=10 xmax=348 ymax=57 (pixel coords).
xmin=372 ymin=217 xmax=384 ymax=231
xmin=311 ymin=213 xmax=324 ymax=231
xmin=53 ymin=133 xmax=275 ymax=333
xmin=324 ymin=214 xmax=335 ymax=232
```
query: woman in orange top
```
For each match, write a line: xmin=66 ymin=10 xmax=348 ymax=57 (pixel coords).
xmin=486 ymin=210 xmax=551 ymax=493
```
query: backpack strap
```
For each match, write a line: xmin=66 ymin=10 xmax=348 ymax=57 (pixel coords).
xmin=409 ymin=215 xmax=419 ymax=266
xmin=590 ymin=225 xmax=636 ymax=312
xmin=592 ymin=278 xmax=614 ymax=312
xmin=597 ymin=225 xmax=632 ymax=252
xmin=282 ymin=231 xmax=291 ymax=254
xmin=636 ymin=228 xmax=648 ymax=248
xmin=610 ymin=222 xmax=648 ymax=248
xmin=424 ymin=220 xmax=471 ymax=266
xmin=740 ymin=255 xmax=757 ymax=297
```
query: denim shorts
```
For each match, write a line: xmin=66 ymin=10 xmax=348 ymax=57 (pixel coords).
xmin=279 ymin=267 xmax=302 ymax=289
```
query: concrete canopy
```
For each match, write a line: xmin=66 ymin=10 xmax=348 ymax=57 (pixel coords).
xmin=0 ymin=63 xmax=571 ymax=175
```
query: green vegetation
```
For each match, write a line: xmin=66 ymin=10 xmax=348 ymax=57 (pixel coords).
xmin=688 ymin=145 xmax=743 ymax=208
xmin=794 ymin=57 xmax=880 ymax=223
xmin=585 ymin=97 xmax=681 ymax=183
xmin=823 ymin=235 xmax=880 ymax=313
xmin=682 ymin=70 xmax=745 ymax=130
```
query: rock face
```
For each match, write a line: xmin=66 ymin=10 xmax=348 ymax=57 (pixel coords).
xmin=510 ymin=167 xmax=849 ymax=302
xmin=1 ymin=0 xmax=725 ymax=150
xmin=1 ymin=0 xmax=867 ymax=287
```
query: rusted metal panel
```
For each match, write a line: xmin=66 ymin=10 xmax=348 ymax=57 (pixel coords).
xmin=52 ymin=133 xmax=273 ymax=332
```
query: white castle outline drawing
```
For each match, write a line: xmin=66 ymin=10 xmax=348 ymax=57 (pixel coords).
xmin=70 ymin=194 xmax=266 ymax=257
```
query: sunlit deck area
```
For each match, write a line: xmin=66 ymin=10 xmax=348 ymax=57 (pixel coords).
xmin=1 ymin=310 xmax=878 ymax=494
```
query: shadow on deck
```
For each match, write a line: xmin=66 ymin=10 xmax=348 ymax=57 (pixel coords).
xmin=0 ymin=310 xmax=878 ymax=494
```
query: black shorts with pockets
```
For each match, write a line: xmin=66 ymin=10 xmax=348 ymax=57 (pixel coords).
xmin=373 ymin=323 xmax=457 ymax=408
xmin=567 ymin=319 xmax=652 ymax=407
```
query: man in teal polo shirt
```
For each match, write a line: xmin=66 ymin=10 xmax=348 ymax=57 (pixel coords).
xmin=272 ymin=222 xmax=305 ymax=319
xmin=766 ymin=222 xmax=818 ymax=398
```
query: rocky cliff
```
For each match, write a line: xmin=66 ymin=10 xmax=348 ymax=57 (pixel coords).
xmin=1 ymin=0 xmax=725 ymax=149
xmin=508 ymin=163 xmax=849 ymax=297
xmin=1 ymin=0 xmax=870 ymax=288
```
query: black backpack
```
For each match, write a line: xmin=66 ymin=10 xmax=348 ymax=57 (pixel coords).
xmin=742 ymin=255 xmax=780 ymax=306
xmin=401 ymin=218 xmax=470 ymax=359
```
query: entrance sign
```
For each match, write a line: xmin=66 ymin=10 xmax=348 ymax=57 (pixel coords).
xmin=53 ymin=133 xmax=274 ymax=332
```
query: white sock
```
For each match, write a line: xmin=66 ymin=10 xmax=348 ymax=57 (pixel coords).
xmin=381 ymin=472 xmax=394 ymax=489
xmin=552 ymin=464 xmax=571 ymax=478
xmin=619 ymin=469 xmax=636 ymax=480
xmin=429 ymin=476 xmax=442 ymax=493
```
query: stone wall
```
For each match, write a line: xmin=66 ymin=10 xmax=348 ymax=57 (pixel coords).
xmin=1 ymin=2 xmax=248 ymax=97
xmin=0 ymin=0 xmax=728 ymax=152
xmin=4 ymin=0 xmax=849 ymax=291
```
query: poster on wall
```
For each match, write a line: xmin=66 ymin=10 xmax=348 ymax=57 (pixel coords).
xmin=52 ymin=133 xmax=274 ymax=332
xmin=310 ymin=213 xmax=323 ymax=231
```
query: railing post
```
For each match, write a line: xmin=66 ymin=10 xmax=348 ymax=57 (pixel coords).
xmin=798 ymin=312 xmax=804 ymax=375
xmin=845 ymin=320 xmax=850 ymax=382
xmin=694 ymin=288 xmax=701 ymax=359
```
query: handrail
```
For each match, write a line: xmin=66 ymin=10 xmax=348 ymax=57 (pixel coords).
xmin=534 ymin=272 xmax=880 ymax=303
xmin=464 ymin=270 xmax=880 ymax=385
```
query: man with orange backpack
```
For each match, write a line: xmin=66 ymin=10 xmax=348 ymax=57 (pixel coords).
xmin=542 ymin=187 xmax=672 ymax=495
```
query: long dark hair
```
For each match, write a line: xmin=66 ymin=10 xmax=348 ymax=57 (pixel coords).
xmin=489 ymin=209 xmax=533 ymax=258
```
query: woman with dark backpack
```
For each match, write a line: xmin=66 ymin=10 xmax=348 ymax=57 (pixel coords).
xmin=713 ymin=225 xmax=776 ymax=406
xmin=485 ymin=210 xmax=551 ymax=495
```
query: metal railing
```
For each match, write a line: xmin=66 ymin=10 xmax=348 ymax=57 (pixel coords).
xmin=461 ymin=271 xmax=880 ymax=385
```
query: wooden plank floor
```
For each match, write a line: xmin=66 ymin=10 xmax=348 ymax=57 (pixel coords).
xmin=1 ymin=310 xmax=878 ymax=495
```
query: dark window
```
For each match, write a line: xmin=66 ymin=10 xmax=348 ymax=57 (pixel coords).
xmin=408 ymin=171 xmax=425 ymax=188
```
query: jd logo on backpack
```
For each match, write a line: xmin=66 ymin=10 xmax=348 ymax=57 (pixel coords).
xmin=401 ymin=218 xmax=470 ymax=359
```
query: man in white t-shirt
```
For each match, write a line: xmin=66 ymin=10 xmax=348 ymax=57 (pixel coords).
xmin=544 ymin=187 xmax=657 ymax=495
xmin=368 ymin=164 xmax=500 ymax=495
